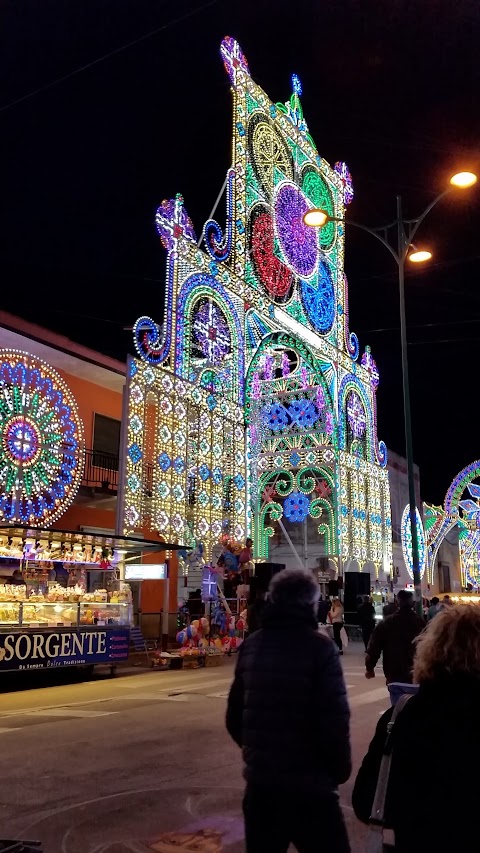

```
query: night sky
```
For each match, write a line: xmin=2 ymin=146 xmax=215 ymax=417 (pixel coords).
xmin=2 ymin=0 xmax=479 ymax=505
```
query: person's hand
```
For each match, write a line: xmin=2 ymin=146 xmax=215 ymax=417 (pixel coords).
xmin=365 ymin=670 xmax=375 ymax=679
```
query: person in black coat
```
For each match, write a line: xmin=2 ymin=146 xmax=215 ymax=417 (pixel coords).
xmin=365 ymin=589 xmax=425 ymax=684
xmin=357 ymin=594 xmax=376 ymax=651
xmin=353 ymin=603 xmax=480 ymax=851
xmin=226 ymin=568 xmax=351 ymax=853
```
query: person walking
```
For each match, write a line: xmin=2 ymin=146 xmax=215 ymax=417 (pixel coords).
xmin=365 ymin=589 xmax=424 ymax=684
xmin=226 ymin=568 xmax=351 ymax=853
xmin=317 ymin=594 xmax=331 ymax=624
xmin=427 ymin=595 xmax=440 ymax=620
xmin=357 ymin=594 xmax=376 ymax=651
xmin=329 ymin=596 xmax=345 ymax=655
xmin=353 ymin=604 xmax=480 ymax=851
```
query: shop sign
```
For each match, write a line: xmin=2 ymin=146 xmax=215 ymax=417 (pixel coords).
xmin=0 ymin=627 xmax=130 ymax=672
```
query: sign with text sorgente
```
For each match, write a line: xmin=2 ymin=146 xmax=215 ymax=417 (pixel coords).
xmin=0 ymin=627 xmax=130 ymax=671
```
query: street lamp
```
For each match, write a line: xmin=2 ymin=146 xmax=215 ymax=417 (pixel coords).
xmin=304 ymin=171 xmax=477 ymax=615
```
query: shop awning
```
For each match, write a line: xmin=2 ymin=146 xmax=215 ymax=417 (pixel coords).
xmin=0 ymin=524 xmax=181 ymax=561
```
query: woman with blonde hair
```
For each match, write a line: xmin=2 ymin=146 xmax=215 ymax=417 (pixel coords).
xmin=352 ymin=604 xmax=480 ymax=851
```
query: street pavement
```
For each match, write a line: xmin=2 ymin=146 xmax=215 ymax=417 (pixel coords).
xmin=0 ymin=640 xmax=388 ymax=852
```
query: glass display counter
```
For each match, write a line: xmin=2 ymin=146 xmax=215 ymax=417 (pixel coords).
xmin=0 ymin=601 xmax=132 ymax=629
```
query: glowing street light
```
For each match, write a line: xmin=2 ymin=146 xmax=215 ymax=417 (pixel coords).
xmin=450 ymin=171 xmax=477 ymax=188
xmin=304 ymin=169 xmax=476 ymax=615
xmin=408 ymin=249 xmax=432 ymax=263
xmin=303 ymin=208 xmax=329 ymax=227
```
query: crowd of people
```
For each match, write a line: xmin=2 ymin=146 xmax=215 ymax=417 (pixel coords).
xmin=226 ymin=569 xmax=480 ymax=852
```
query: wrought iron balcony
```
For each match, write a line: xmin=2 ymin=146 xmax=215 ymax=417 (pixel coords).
xmin=81 ymin=449 xmax=119 ymax=492
xmin=79 ymin=450 xmax=154 ymax=497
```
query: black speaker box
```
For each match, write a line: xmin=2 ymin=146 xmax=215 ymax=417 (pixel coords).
xmin=343 ymin=572 xmax=371 ymax=623
xmin=253 ymin=562 xmax=286 ymax=593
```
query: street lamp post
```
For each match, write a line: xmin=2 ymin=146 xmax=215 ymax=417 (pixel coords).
xmin=304 ymin=172 xmax=477 ymax=616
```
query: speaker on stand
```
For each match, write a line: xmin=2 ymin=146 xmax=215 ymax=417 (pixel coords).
xmin=343 ymin=572 xmax=371 ymax=624
xmin=251 ymin=563 xmax=286 ymax=598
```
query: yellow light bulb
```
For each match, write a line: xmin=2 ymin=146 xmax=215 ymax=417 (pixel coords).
xmin=303 ymin=208 xmax=329 ymax=227
xmin=450 ymin=171 xmax=477 ymax=188
xmin=408 ymin=249 xmax=432 ymax=264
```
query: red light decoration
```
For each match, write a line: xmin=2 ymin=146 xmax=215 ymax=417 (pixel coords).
xmin=251 ymin=212 xmax=293 ymax=298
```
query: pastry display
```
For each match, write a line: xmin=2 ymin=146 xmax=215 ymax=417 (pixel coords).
xmin=0 ymin=581 xmax=133 ymax=626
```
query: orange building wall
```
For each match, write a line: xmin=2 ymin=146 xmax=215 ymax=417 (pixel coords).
xmin=55 ymin=369 xmax=124 ymax=450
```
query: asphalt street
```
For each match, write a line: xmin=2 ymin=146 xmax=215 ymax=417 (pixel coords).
xmin=0 ymin=641 xmax=389 ymax=852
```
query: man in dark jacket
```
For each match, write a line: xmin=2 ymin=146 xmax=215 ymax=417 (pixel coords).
xmin=226 ymin=568 xmax=351 ymax=853
xmin=365 ymin=589 xmax=425 ymax=684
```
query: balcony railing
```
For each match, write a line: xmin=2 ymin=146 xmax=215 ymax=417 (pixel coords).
xmin=81 ymin=449 xmax=119 ymax=491
xmin=80 ymin=450 xmax=154 ymax=496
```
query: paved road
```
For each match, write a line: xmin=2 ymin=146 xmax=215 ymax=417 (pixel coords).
xmin=0 ymin=642 xmax=388 ymax=852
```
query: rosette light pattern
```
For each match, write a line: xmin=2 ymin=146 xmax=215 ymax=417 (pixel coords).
xmin=263 ymin=403 xmax=289 ymax=432
xmin=0 ymin=351 xmax=84 ymax=525
xmin=300 ymin=260 xmax=335 ymax=334
xmin=288 ymin=398 xmax=319 ymax=429
xmin=284 ymin=491 xmax=310 ymax=522
xmin=401 ymin=505 xmax=426 ymax=580
xmin=275 ymin=183 xmax=318 ymax=278
xmin=346 ymin=391 xmax=366 ymax=438
xmin=193 ymin=301 xmax=231 ymax=364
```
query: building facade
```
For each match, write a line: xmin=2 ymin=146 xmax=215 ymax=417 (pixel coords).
xmin=121 ymin=37 xmax=393 ymax=579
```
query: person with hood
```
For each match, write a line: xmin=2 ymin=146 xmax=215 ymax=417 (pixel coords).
xmin=365 ymin=588 xmax=424 ymax=684
xmin=226 ymin=568 xmax=351 ymax=853
xmin=353 ymin=604 xmax=480 ymax=851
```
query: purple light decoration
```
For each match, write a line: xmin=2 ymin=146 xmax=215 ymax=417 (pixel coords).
xmin=281 ymin=352 xmax=290 ymax=377
xmin=275 ymin=184 xmax=318 ymax=277
xmin=316 ymin=387 xmax=325 ymax=410
xmin=220 ymin=36 xmax=250 ymax=83
xmin=325 ymin=411 xmax=334 ymax=435
xmin=300 ymin=366 xmax=308 ymax=389
xmin=249 ymin=424 xmax=258 ymax=445
xmin=252 ymin=372 xmax=261 ymax=400
xmin=264 ymin=354 xmax=274 ymax=380
xmin=347 ymin=390 xmax=367 ymax=438
xmin=193 ymin=301 xmax=231 ymax=363
xmin=361 ymin=346 xmax=380 ymax=391
xmin=334 ymin=161 xmax=354 ymax=206
xmin=193 ymin=302 xmax=230 ymax=362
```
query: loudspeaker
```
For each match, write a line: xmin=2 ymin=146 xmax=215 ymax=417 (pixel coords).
xmin=328 ymin=579 xmax=339 ymax=597
xmin=253 ymin=562 xmax=286 ymax=593
xmin=343 ymin=572 xmax=371 ymax=622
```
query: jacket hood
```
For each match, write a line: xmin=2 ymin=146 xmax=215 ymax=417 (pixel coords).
xmin=261 ymin=601 xmax=318 ymax=630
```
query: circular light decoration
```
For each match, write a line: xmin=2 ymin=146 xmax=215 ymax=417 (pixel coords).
xmin=288 ymin=398 xmax=319 ymax=429
xmin=251 ymin=208 xmax=293 ymax=299
xmin=334 ymin=161 xmax=354 ymax=206
xmin=249 ymin=118 xmax=293 ymax=196
xmin=300 ymin=259 xmax=335 ymax=334
xmin=263 ymin=403 xmax=289 ymax=432
xmin=401 ymin=505 xmax=426 ymax=580
xmin=274 ymin=183 xmax=318 ymax=278
xmin=346 ymin=390 xmax=366 ymax=438
xmin=192 ymin=301 xmax=231 ymax=364
xmin=284 ymin=491 xmax=310 ymax=522
xmin=0 ymin=350 xmax=84 ymax=526
xmin=302 ymin=169 xmax=336 ymax=251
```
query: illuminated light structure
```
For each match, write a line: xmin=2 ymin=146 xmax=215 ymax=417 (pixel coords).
xmin=0 ymin=349 xmax=84 ymax=526
xmin=425 ymin=461 xmax=480 ymax=587
xmin=123 ymin=38 xmax=392 ymax=575
xmin=401 ymin=505 xmax=426 ymax=581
